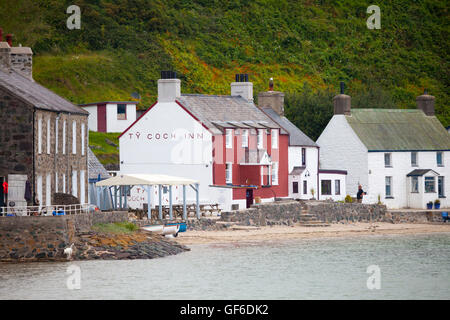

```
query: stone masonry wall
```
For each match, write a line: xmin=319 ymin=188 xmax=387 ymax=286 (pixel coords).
xmin=34 ymin=110 xmax=88 ymax=205
xmin=0 ymin=211 xmax=128 ymax=262
xmin=0 ymin=87 xmax=34 ymax=183
xmin=305 ymin=201 xmax=387 ymax=223
xmin=219 ymin=200 xmax=445 ymax=226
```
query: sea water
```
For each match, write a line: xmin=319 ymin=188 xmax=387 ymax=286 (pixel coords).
xmin=0 ymin=233 xmax=449 ymax=299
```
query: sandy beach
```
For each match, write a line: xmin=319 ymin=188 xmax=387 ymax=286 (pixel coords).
xmin=175 ymin=222 xmax=450 ymax=245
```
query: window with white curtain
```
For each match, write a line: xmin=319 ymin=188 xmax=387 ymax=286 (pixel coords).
xmin=242 ymin=129 xmax=249 ymax=148
xmin=226 ymin=163 xmax=232 ymax=184
xmin=62 ymin=120 xmax=66 ymax=154
xmin=38 ymin=118 xmax=42 ymax=154
xmin=81 ymin=123 xmax=85 ymax=156
xmin=225 ymin=129 xmax=233 ymax=149
xmin=47 ymin=118 xmax=51 ymax=154
xmin=272 ymin=162 xmax=279 ymax=185
xmin=55 ymin=118 xmax=59 ymax=154
xmin=257 ymin=129 xmax=264 ymax=149
xmin=271 ymin=129 xmax=278 ymax=149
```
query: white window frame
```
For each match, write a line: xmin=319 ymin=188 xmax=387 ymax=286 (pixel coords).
xmin=437 ymin=152 xmax=443 ymax=166
xmin=81 ymin=123 xmax=85 ymax=156
xmin=38 ymin=118 xmax=42 ymax=154
xmin=385 ymin=176 xmax=393 ymax=197
xmin=62 ymin=173 xmax=66 ymax=193
xmin=55 ymin=118 xmax=59 ymax=154
xmin=46 ymin=118 xmax=51 ymax=154
xmin=242 ymin=129 xmax=249 ymax=148
xmin=384 ymin=153 xmax=392 ymax=167
xmin=411 ymin=152 xmax=418 ymax=167
xmin=271 ymin=129 xmax=278 ymax=149
xmin=335 ymin=180 xmax=341 ymax=195
xmin=80 ymin=170 xmax=85 ymax=204
xmin=72 ymin=121 xmax=77 ymax=154
xmin=72 ymin=170 xmax=78 ymax=198
xmin=62 ymin=120 xmax=66 ymax=154
xmin=272 ymin=162 xmax=279 ymax=185
xmin=411 ymin=176 xmax=419 ymax=193
xmin=46 ymin=174 xmax=51 ymax=206
xmin=225 ymin=163 xmax=233 ymax=184
xmin=55 ymin=172 xmax=58 ymax=193
xmin=257 ymin=129 xmax=264 ymax=149
xmin=37 ymin=175 xmax=43 ymax=208
xmin=225 ymin=129 xmax=233 ymax=149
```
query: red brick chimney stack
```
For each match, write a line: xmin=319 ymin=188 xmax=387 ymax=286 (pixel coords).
xmin=6 ymin=34 xmax=12 ymax=47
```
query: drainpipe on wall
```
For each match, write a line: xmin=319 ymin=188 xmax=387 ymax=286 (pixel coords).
xmin=32 ymin=108 xmax=36 ymax=205
xmin=317 ymin=147 xmax=320 ymax=201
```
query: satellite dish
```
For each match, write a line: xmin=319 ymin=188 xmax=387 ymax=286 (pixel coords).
xmin=131 ymin=92 xmax=141 ymax=100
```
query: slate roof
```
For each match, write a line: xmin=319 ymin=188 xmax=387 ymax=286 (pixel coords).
xmin=178 ymin=94 xmax=283 ymax=135
xmin=0 ymin=69 xmax=88 ymax=115
xmin=261 ymin=107 xmax=318 ymax=147
xmin=406 ymin=169 xmax=439 ymax=177
xmin=289 ymin=166 xmax=306 ymax=175
xmin=88 ymin=148 xmax=110 ymax=180
xmin=346 ymin=109 xmax=450 ymax=151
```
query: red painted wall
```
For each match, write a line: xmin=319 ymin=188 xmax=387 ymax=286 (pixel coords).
xmin=212 ymin=129 xmax=289 ymax=200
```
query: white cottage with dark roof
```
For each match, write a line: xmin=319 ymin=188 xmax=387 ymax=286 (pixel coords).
xmin=317 ymin=86 xmax=450 ymax=209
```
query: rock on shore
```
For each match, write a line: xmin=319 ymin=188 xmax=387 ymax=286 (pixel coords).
xmin=72 ymin=230 xmax=190 ymax=261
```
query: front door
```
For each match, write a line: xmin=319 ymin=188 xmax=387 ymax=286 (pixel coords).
xmin=246 ymin=189 xmax=253 ymax=208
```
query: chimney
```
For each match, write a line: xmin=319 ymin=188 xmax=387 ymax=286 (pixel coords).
xmin=0 ymin=31 xmax=11 ymax=71
xmin=157 ymin=70 xmax=181 ymax=102
xmin=257 ymin=78 xmax=285 ymax=116
xmin=5 ymin=34 xmax=12 ymax=47
xmin=416 ymin=89 xmax=435 ymax=116
xmin=333 ymin=81 xmax=351 ymax=115
xmin=231 ymin=73 xmax=253 ymax=102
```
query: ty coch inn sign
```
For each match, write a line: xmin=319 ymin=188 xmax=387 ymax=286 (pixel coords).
xmin=126 ymin=131 xmax=206 ymax=141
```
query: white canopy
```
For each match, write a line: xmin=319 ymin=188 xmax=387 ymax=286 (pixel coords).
xmin=95 ymin=173 xmax=199 ymax=187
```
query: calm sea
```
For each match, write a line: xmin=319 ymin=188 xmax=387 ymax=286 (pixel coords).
xmin=0 ymin=233 xmax=449 ymax=299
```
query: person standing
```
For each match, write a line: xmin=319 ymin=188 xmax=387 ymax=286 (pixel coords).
xmin=357 ymin=185 xmax=366 ymax=203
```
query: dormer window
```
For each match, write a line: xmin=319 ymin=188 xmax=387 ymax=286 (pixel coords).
xmin=117 ymin=104 xmax=127 ymax=120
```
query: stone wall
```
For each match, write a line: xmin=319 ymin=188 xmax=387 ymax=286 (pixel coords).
xmin=0 ymin=211 xmax=128 ymax=262
xmin=305 ymin=201 xmax=387 ymax=223
xmin=220 ymin=200 xmax=304 ymax=226
xmin=0 ymin=87 xmax=34 ymax=183
xmin=35 ymin=110 xmax=88 ymax=205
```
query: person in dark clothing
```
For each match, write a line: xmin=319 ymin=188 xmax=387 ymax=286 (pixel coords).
xmin=357 ymin=185 xmax=366 ymax=203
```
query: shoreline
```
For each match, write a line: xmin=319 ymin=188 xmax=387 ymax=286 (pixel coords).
xmin=175 ymin=222 xmax=450 ymax=245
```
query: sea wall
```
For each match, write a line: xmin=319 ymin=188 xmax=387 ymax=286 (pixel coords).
xmin=220 ymin=200 xmax=304 ymax=226
xmin=219 ymin=200 xmax=447 ymax=226
xmin=305 ymin=201 xmax=387 ymax=223
xmin=0 ymin=211 xmax=128 ymax=262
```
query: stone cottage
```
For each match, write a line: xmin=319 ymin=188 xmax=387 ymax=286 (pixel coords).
xmin=0 ymin=30 xmax=89 ymax=208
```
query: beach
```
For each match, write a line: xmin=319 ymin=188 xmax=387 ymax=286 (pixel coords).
xmin=176 ymin=222 xmax=450 ymax=245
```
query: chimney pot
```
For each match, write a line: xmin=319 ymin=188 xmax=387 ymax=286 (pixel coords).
xmin=340 ymin=81 xmax=345 ymax=94
xmin=158 ymin=70 xmax=181 ymax=102
xmin=333 ymin=82 xmax=351 ymax=115
xmin=5 ymin=34 xmax=12 ymax=47
xmin=231 ymin=74 xmax=253 ymax=102
xmin=416 ymin=92 xmax=435 ymax=116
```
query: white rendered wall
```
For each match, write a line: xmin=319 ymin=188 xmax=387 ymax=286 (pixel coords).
xmin=120 ymin=101 xmax=236 ymax=210
xmin=288 ymin=146 xmax=319 ymax=199
xmin=367 ymin=151 xmax=450 ymax=209
xmin=316 ymin=115 xmax=368 ymax=197
xmin=106 ymin=103 xmax=137 ymax=133
xmin=318 ymin=173 xmax=346 ymax=201
xmin=82 ymin=106 xmax=98 ymax=132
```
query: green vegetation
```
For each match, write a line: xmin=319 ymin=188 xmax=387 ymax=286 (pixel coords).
xmin=92 ymin=221 xmax=139 ymax=234
xmin=1 ymin=0 xmax=448 ymax=156
xmin=88 ymin=131 xmax=120 ymax=168
xmin=345 ymin=195 xmax=353 ymax=203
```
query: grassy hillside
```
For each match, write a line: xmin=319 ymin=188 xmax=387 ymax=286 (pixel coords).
xmin=1 ymin=0 xmax=448 ymax=164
